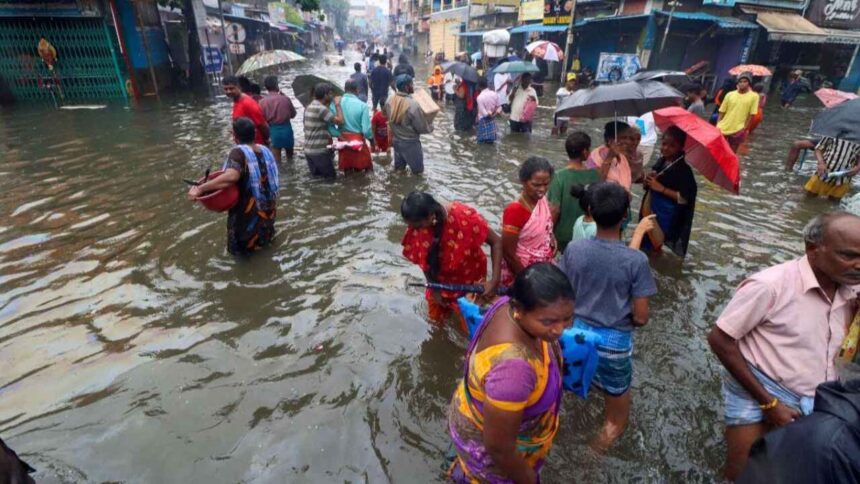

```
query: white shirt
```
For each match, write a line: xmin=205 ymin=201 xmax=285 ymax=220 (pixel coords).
xmin=443 ymin=72 xmax=457 ymax=95
xmin=510 ymin=85 xmax=537 ymax=122
xmin=556 ymin=87 xmax=572 ymax=121
xmin=494 ymin=73 xmax=511 ymax=105
xmin=626 ymin=112 xmax=657 ymax=146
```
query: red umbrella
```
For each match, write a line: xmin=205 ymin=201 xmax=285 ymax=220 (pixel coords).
xmin=814 ymin=88 xmax=858 ymax=109
xmin=652 ymin=107 xmax=740 ymax=194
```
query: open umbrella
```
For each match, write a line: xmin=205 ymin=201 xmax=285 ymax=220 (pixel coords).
xmin=492 ymin=60 xmax=540 ymax=75
xmin=291 ymin=74 xmax=344 ymax=107
xmin=441 ymin=61 xmax=480 ymax=83
xmin=555 ymin=81 xmax=683 ymax=119
xmin=814 ymin=88 xmax=858 ymax=109
xmin=728 ymin=64 xmax=771 ymax=77
xmin=652 ymin=107 xmax=740 ymax=194
xmin=236 ymin=49 xmax=306 ymax=75
xmin=629 ymin=70 xmax=690 ymax=86
xmin=526 ymin=40 xmax=563 ymax=62
xmin=810 ymin=97 xmax=860 ymax=144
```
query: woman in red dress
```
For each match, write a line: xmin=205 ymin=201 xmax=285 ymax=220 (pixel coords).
xmin=401 ymin=191 xmax=502 ymax=330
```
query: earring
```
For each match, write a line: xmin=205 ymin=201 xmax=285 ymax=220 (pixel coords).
xmin=431 ymin=217 xmax=437 ymax=226
xmin=513 ymin=311 xmax=521 ymax=320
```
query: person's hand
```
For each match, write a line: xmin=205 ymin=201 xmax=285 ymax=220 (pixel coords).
xmin=764 ymin=402 xmax=801 ymax=427
xmin=482 ymin=280 xmax=499 ymax=298
xmin=187 ymin=186 xmax=202 ymax=201
xmin=816 ymin=164 xmax=828 ymax=178
xmin=637 ymin=214 xmax=658 ymax=233
xmin=334 ymin=96 xmax=342 ymax=105
xmin=649 ymin=179 xmax=666 ymax=194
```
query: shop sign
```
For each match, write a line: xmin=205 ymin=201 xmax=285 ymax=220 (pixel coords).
xmin=596 ymin=52 xmax=641 ymax=82
xmin=520 ymin=0 xmax=543 ymax=21
xmin=229 ymin=43 xmax=246 ymax=54
xmin=807 ymin=0 xmax=860 ymax=29
xmin=543 ymin=0 xmax=572 ymax=25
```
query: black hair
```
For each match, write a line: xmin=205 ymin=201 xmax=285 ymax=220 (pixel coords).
xmin=370 ymin=53 xmax=378 ymax=62
xmin=518 ymin=156 xmax=554 ymax=182
xmin=378 ymin=55 xmax=387 ymax=64
xmin=313 ymin=82 xmax=333 ymax=100
xmin=510 ymin=262 xmax=575 ymax=312
xmin=344 ymin=79 xmax=357 ymax=93
xmin=663 ymin=126 xmax=687 ymax=147
xmin=521 ymin=72 xmax=532 ymax=82
xmin=238 ymin=75 xmax=252 ymax=93
xmin=222 ymin=75 xmax=239 ymax=87
xmin=565 ymin=131 xmax=591 ymax=160
xmin=399 ymin=53 xmax=409 ymax=65
xmin=603 ymin=121 xmax=631 ymax=143
xmin=400 ymin=191 xmax=446 ymax=281
xmin=569 ymin=183 xmax=591 ymax=214
xmin=233 ymin=117 xmax=256 ymax=144
xmin=250 ymin=83 xmax=261 ymax=96
xmin=477 ymin=77 xmax=488 ymax=89
xmin=263 ymin=75 xmax=278 ymax=91
xmin=588 ymin=182 xmax=630 ymax=228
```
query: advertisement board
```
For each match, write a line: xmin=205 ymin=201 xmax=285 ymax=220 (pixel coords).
xmin=596 ymin=53 xmax=641 ymax=82
xmin=807 ymin=0 xmax=860 ymax=29
xmin=543 ymin=0 xmax=572 ymax=25
xmin=520 ymin=0 xmax=543 ymax=22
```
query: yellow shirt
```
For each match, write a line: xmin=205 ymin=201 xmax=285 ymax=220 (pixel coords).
xmin=717 ymin=90 xmax=759 ymax=135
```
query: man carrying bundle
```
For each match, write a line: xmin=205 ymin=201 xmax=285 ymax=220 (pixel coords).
xmin=385 ymin=74 xmax=433 ymax=175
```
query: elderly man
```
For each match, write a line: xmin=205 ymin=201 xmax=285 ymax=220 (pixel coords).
xmin=384 ymin=74 xmax=433 ymax=174
xmin=708 ymin=211 xmax=860 ymax=481
xmin=337 ymin=79 xmax=373 ymax=172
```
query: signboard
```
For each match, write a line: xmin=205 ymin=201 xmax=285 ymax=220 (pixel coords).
xmin=226 ymin=23 xmax=246 ymax=43
xmin=702 ymin=0 xmax=736 ymax=6
xmin=229 ymin=43 xmax=246 ymax=54
xmin=596 ymin=53 xmax=641 ymax=82
xmin=543 ymin=0 xmax=572 ymax=25
xmin=203 ymin=47 xmax=223 ymax=73
xmin=519 ymin=0 xmax=543 ymax=21
xmin=807 ymin=0 xmax=860 ymax=29
xmin=268 ymin=2 xmax=286 ymax=24
xmin=231 ymin=5 xmax=245 ymax=17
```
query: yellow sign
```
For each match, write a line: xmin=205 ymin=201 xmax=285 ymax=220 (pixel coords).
xmin=519 ymin=0 xmax=543 ymax=21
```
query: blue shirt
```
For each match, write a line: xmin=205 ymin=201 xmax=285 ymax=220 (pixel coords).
xmin=340 ymin=93 xmax=372 ymax=140
xmin=350 ymin=72 xmax=369 ymax=102
xmin=560 ymin=238 xmax=657 ymax=331
xmin=370 ymin=65 xmax=392 ymax=97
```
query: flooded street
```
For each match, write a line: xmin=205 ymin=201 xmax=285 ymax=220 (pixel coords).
xmin=0 ymin=54 xmax=847 ymax=483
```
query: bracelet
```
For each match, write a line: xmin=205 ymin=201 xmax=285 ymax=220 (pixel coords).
xmin=759 ymin=397 xmax=779 ymax=411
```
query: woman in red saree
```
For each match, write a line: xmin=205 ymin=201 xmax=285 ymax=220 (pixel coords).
xmin=401 ymin=192 xmax=502 ymax=330
xmin=500 ymin=157 xmax=557 ymax=286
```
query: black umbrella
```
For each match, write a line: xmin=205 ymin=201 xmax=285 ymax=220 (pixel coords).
xmin=441 ymin=61 xmax=480 ymax=84
xmin=291 ymin=74 xmax=344 ymax=107
xmin=555 ymin=80 xmax=683 ymax=119
xmin=810 ymin=98 xmax=860 ymax=144
xmin=629 ymin=70 xmax=691 ymax=87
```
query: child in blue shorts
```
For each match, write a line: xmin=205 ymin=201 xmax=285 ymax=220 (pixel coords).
xmin=559 ymin=181 xmax=657 ymax=452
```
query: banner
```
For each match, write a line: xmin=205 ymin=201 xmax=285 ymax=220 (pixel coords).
xmin=519 ymin=0 xmax=543 ymax=21
xmin=543 ymin=0 xmax=572 ymax=25
xmin=596 ymin=53 xmax=641 ymax=82
xmin=806 ymin=0 xmax=860 ymax=29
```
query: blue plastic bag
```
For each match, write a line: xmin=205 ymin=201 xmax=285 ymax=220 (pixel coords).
xmin=558 ymin=327 xmax=602 ymax=399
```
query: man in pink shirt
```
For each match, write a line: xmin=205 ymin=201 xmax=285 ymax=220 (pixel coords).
xmin=708 ymin=211 xmax=860 ymax=481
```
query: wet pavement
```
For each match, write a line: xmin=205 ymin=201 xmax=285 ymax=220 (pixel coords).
xmin=0 ymin=52 xmax=851 ymax=482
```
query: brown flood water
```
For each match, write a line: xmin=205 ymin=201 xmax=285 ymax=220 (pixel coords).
xmin=0 ymin=53 xmax=848 ymax=482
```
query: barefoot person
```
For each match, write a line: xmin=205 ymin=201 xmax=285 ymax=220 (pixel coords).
xmin=385 ymin=74 xmax=433 ymax=174
xmin=448 ymin=263 xmax=573 ymax=483
xmin=187 ymin=117 xmax=279 ymax=255
xmin=708 ymin=211 xmax=860 ymax=480
xmin=337 ymin=79 xmax=373 ymax=172
xmin=717 ymin=72 xmax=758 ymax=153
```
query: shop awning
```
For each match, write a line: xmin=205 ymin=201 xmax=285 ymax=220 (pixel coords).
xmin=455 ymin=31 xmax=489 ymax=36
xmin=574 ymin=13 xmax=650 ymax=28
xmin=509 ymin=23 xmax=568 ymax=34
xmin=742 ymin=8 xmax=827 ymax=43
xmin=823 ymin=28 xmax=860 ymax=45
xmin=224 ymin=13 xmax=271 ymax=27
xmin=655 ymin=11 xmax=758 ymax=30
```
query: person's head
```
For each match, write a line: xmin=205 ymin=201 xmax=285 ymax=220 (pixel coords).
xmin=736 ymin=73 xmax=752 ymax=92
xmin=508 ymin=262 xmax=575 ymax=341
xmin=344 ymin=79 xmax=358 ymax=94
xmin=521 ymin=73 xmax=532 ymax=88
xmin=370 ymin=53 xmax=378 ymax=63
xmin=752 ymin=83 xmax=764 ymax=94
xmin=565 ymin=131 xmax=591 ymax=161
xmin=603 ymin=121 xmax=631 ymax=147
xmin=354 ymin=62 xmax=362 ymax=73
xmin=250 ymin=83 xmax=261 ymax=96
xmin=660 ymin=126 xmax=687 ymax=161
xmin=378 ymin=55 xmax=387 ymax=66
xmin=237 ymin=75 xmax=253 ymax=94
xmin=685 ymin=83 xmax=702 ymax=100
xmin=434 ymin=65 xmax=442 ymax=75
xmin=395 ymin=74 xmax=413 ymax=93
xmin=263 ymin=75 xmax=279 ymax=92
xmin=620 ymin=126 xmax=641 ymax=155
xmin=587 ymin=181 xmax=630 ymax=229
xmin=569 ymin=183 xmax=591 ymax=214
xmin=477 ymin=76 xmax=488 ymax=90
xmin=232 ymin=116 xmax=256 ymax=144
xmin=565 ymin=72 xmax=577 ymax=90
xmin=803 ymin=212 xmax=860 ymax=286
xmin=400 ymin=191 xmax=447 ymax=280
xmin=313 ymin=82 xmax=334 ymax=104
xmin=399 ymin=53 xmax=408 ymax=65
xmin=518 ymin=156 xmax=554 ymax=201
xmin=222 ymin=75 xmax=242 ymax=100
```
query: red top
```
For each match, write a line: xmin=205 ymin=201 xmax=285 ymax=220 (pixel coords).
xmin=502 ymin=201 xmax=532 ymax=235
xmin=402 ymin=202 xmax=489 ymax=297
xmin=232 ymin=94 xmax=268 ymax=145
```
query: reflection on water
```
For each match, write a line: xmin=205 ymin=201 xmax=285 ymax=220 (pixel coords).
xmin=0 ymin=53 xmax=847 ymax=482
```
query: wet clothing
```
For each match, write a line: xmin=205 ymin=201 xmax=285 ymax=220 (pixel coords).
xmin=639 ymin=156 xmax=698 ymax=257
xmin=722 ymin=364 xmax=814 ymax=426
xmin=224 ymin=145 xmax=279 ymax=255
xmin=393 ymin=59 xmax=415 ymax=78
xmin=448 ymin=296 xmax=562 ymax=483
xmin=547 ymin=166 xmax=601 ymax=251
xmin=370 ymin=65 xmax=392 ymax=110
xmin=587 ymin=145 xmax=632 ymax=191
xmin=453 ymin=82 xmax=477 ymax=132
xmin=303 ymin=99 xmax=336 ymax=154
xmin=499 ymin=198 xmax=556 ymax=286
xmin=338 ymin=93 xmax=373 ymax=171
xmin=232 ymin=94 xmax=269 ymax=145
xmin=574 ymin=318 xmax=633 ymax=396
xmin=305 ymin=150 xmax=336 ymax=179
xmin=781 ymin=79 xmax=803 ymax=106
xmin=259 ymin=92 xmax=296 ymax=151
xmin=371 ymin=110 xmax=389 ymax=152
xmin=350 ymin=71 xmax=370 ymax=102
xmin=738 ymin=379 xmax=860 ymax=484
xmin=717 ymin=90 xmax=758 ymax=136
xmin=392 ymin=139 xmax=424 ymax=173
xmin=509 ymin=85 xmax=537 ymax=123
xmin=804 ymin=136 xmax=860 ymax=199
xmin=269 ymin=123 xmax=294 ymax=150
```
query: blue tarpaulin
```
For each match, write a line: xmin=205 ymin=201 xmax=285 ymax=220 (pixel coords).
xmin=509 ymin=24 xmax=568 ymax=34
xmin=654 ymin=11 xmax=758 ymax=29
xmin=454 ymin=31 xmax=489 ymax=37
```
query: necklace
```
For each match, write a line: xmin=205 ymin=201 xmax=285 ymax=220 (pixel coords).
xmin=518 ymin=194 xmax=535 ymax=211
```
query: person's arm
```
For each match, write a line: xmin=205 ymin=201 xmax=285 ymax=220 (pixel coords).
xmin=258 ymin=121 xmax=270 ymax=142
xmin=849 ymin=152 xmax=860 ymax=176
xmin=332 ymin=97 xmax=344 ymax=125
xmin=361 ymin=107 xmax=373 ymax=141
xmin=645 ymin=176 xmax=685 ymax=204
xmin=411 ymin=103 xmax=433 ymax=134
xmin=288 ymin=97 xmax=297 ymax=119
xmin=631 ymin=297 xmax=649 ymax=327
xmin=814 ymin=147 xmax=828 ymax=177
xmin=628 ymin=214 xmax=660 ymax=250
xmin=187 ymin=168 xmax=240 ymax=199
xmin=249 ymin=104 xmax=270 ymax=141
xmin=547 ymin=178 xmax=561 ymax=224
xmin=630 ymin=254 xmax=657 ymax=326
xmin=482 ymin=404 xmax=538 ymax=484
xmin=501 ymin=230 xmax=524 ymax=276
xmin=484 ymin=228 xmax=502 ymax=296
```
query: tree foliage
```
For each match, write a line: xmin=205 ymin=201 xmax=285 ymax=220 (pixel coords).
xmin=320 ymin=0 xmax=349 ymax=34
xmin=297 ymin=0 xmax=320 ymax=12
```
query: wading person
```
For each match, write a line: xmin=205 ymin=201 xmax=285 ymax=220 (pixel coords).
xmin=187 ymin=117 xmax=279 ymax=255
xmin=258 ymin=75 xmax=297 ymax=163
xmin=717 ymin=73 xmax=758 ymax=153
xmin=548 ymin=131 xmax=601 ymax=252
xmin=639 ymin=127 xmax=697 ymax=257
xmin=587 ymin=121 xmax=633 ymax=192
xmin=350 ymin=62 xmax=369 ymax=102
xmin=337 ymin=79 xmax=373 ymax=172
xmin=447 ymin=263 xmax=573 ymax=483
xmin=803 ymin=136 xmax=860 ymax=200
xmin=560 ymin=181 xmax=657 ymax=452
xmin=475 ymin=77 xmax=501 ymax=144
xmin=453 ymin=74 xmax=477 ymax=132
xmin=707 ymin=211 xmax=860 ymax=481
xmin=302 ymin=83 xmax=344 ymax=179
xmin=370 ymin=55 xmax=392 ymax=111
xmin=400 ymin=191 xmax=502 ymax=330
xmin=500 ymin=157 xmax=556 ymax=286
xmin=508 ymin=73 xmax=538 ymax=133
xmin=385 ymin=75 xmax=433 ymax=174
xmin=223 ymin=76 xmax=269 ymax=145
xmin=393 ymin=53 xmax=415 ymax=78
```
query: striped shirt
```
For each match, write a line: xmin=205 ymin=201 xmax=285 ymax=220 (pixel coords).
xmin=303 ymin=100 xmax=335 ymax=154
xmin=817 ymin=137 xmax=860 ymax=186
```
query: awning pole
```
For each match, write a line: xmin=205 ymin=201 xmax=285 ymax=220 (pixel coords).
xmin=560 ymin=0 xmax=578 ymax=83
xmin=217 ymin=0 xmax=235 ymax=74
xmin=659 ymin=0 xmax=680 ymax=55
xmin=845 ymin=43 xmax=860 ymax=90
